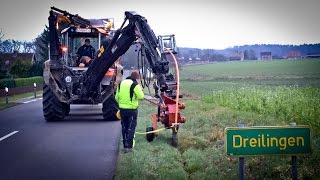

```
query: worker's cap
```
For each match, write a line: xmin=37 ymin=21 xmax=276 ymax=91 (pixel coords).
xmin=131 ymin=71 xmax=140 ymax=80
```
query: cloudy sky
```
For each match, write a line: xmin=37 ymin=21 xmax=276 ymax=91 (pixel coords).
xmin=0 ymin=0 xmax=319 ymax=49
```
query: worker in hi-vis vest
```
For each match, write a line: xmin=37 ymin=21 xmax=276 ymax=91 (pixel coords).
xmin=115 ymin=71 xmax=144 ymax=153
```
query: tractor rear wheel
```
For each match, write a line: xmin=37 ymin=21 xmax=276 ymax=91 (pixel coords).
xmin=43 ymin=84 xmax=65 ymax=121
xmin=102 ymin=95 xmax=119 ymax=121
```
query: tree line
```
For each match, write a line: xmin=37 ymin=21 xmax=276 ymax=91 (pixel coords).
xmin=0 ymin=30 xmax=44 ymax=79
xmin=177 ymin=44 xmax=320 ymax=62
xmin=0 ymin=31 xmax=36 ymax=54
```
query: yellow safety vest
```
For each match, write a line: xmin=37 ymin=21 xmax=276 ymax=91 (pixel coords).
xmin=115 ymin=78 xmax=144 ymax=109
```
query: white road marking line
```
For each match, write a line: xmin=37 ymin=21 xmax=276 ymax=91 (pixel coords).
xmin=23 ymin=98 xmax=40 ymax=104
xmin=0 ymin=131 xmax=19 ymax=142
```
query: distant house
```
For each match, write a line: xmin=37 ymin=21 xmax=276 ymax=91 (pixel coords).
xmin=229 ymin=51 xmax=243 ymax=61
xmin=306 ymin=52 xmax=320 ymax=58
xmin=260 ymin=52 xmax=272 ymax=60
xmin=287 ymin=51 xmax=302 ymax=59
xmin=272 ymin=55 xmax=286 ymax=60
xmin=0 ymin=51 xmax=35 ymax=69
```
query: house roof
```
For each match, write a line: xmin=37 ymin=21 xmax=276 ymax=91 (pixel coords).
xmin=0 ymin=53 xmax=33 ymax=62
xmin=0 ymin=53 xmax=34 ymax=67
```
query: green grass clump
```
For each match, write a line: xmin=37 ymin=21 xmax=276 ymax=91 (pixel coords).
xmin=202 ymin=86 xmax=320 ymax=130
xmin=115 ymin=103 xmax=188 ymax=180
xmin=0 ymin=102 xmax=17 ymax=110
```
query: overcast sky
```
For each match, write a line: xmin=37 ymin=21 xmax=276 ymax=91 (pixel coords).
xmin=0 ymin=0 xmax=319 ymax=49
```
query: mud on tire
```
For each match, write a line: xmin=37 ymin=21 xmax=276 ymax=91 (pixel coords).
xmin=43 ymin=84 xmax=65 ymax=121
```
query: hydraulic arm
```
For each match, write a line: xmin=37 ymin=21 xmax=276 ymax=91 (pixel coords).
xmin=81 ymin=11 xmax=170 ymax=98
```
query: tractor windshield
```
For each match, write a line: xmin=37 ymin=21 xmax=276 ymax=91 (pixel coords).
xmin=61 ymin=28 xmax=111 ymax=67
xmin=72 ymin=37 xmax=99 ymax=54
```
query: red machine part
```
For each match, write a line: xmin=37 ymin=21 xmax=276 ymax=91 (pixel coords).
xmin=163 ymin=95 xmax=185 ymax=125
xmin=151 ymin=95 xmax=186 ymax=133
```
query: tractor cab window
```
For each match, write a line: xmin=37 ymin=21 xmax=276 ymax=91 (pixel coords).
xmin=72 ymin=37 xmax=99 ymax=55
xmin=63 ymin=36 xmax=99 ymax=67
xmin=73 ymin=37 xmax=98 ymax=67
xmin=61 ymin=28 xmax=111 ymax=67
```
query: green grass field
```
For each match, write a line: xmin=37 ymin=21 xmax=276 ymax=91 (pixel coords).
xmin=116 ymin=59 xmax=320 ymax=179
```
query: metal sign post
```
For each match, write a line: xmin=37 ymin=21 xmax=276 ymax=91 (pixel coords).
xmin=5 ymin=87 xmax=9 ymax=104
xmin=238 ymin=123 xmax=245 ymax=180
xmin=290 ymin=122 xmax=297 ymax=180
xmin=34 ymin=83 xmax=37 ymax=98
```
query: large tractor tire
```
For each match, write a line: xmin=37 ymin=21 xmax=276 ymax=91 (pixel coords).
xmin=43 ymin=84 xmax=65 ymax=121
xmin=63 ymin=103 xmax=70 ymax=116
xmin=102 ymin=95 xmax=119 ymax=121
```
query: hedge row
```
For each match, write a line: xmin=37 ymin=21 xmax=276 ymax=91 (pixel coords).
xmin=0 ymin=78 xmax=15 ymax=89
xmin=0 ymin=76 xmax=43 ymax=89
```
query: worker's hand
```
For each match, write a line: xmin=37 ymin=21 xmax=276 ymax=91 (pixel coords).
xmin=79 ymin=63 xmax=85 ymax=67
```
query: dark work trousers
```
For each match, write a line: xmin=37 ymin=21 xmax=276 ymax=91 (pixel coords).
xmin=120 ymin=108 xmax=138 ymax=148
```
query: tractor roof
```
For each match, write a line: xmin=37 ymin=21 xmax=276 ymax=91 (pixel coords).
xmin=51 ymin=7 xmax=114 ymax=34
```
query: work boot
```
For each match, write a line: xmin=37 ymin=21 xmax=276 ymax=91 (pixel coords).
xmin=122 ymin=148 xmax=133 ymax=153
xmin=123 ymin=148 xmax=128 ymax=153
xmin=125 ymin=148 xmax=133 ymax=153
xmin=123 ymin=140 xmax=129 ymax=149
xmin=122 ymin=148 xmax=129 ymax=153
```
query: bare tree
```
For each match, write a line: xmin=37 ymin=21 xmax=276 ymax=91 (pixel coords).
xmin=0 ymin=39 xmax=13 ymax=53
xmin=11 ymin=40 xmax=21 ymax=52
xmin=0 ymin=39 xmax=25 ymax=53
xmin=13 ymin=40 xmax=35 ymax=53
xmin=22 ymin=41 xmax=35 ymax=53
xmin=30 ymin=40 xmax=36 ymax=52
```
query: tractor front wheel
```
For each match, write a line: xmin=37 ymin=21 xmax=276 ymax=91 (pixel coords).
xmin=43 ymin=84 xmax=65 ymax=121
xmin=63 ymin=103 xmax=70 ymax=116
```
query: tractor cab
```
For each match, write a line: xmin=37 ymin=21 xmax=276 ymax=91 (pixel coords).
xmin=60 ymin=19 xmax=114 ymax=68
xmin=158 ymin=35 xmax=178 ymax=54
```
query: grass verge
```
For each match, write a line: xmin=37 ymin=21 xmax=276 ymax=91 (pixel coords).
xmin=0 ymin=103 xmax=17 ymax=110
xmin=116 ymin=59 xmax=320 ymax=179
xmin=0 ymin=90 xmax=42 ymax=110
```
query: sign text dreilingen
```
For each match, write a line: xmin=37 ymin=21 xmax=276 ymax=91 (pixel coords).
xmin=225 ymin=126 xmax=311 ymax=156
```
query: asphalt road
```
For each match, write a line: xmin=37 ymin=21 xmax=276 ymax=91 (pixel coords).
xmin=0 ymin=99 xmax=121 ymax=180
